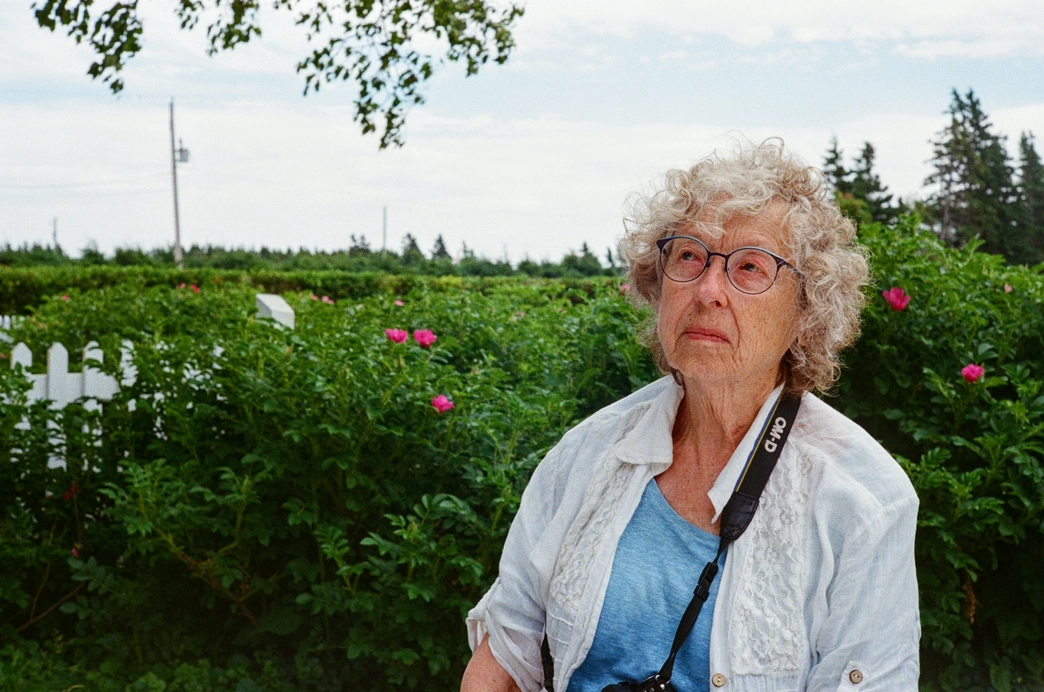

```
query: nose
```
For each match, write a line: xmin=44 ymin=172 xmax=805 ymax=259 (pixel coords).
xmin=692 ymin=255 xmax=731 ymax=304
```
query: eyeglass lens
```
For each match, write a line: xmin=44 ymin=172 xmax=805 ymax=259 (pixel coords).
xmin=660 ymin=238 xmax=779 ymax=294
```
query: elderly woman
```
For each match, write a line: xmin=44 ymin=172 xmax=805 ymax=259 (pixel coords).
xmin=461 ymin=140 xmax=919 ymax=692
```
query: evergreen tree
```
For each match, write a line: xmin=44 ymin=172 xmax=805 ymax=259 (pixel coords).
xmin=850 ymin=143 xmax=900 ymax=225
xmin=1018 ymin=132 xmax=1044 ymax=258
xmin=349 ymin=234 xmax=371 ymax=256
xmin=0 ymin=243 xmax=70 ymax=267
xmin=80 ymin=242 xmax=107 ymax=265
xmin=823 ymin=137 xmax=900 ymax=225
xmin=823 ymin=137 xmax=852 ymax=196
xmin=924 ymin=89 xmax=1030 ymax=262
xmin=431 ymin=235 xmax=450 ymax=261
xmin=401 ymin=234 xmax=424 ymax=265
xmin=560 ymin=243 xmax=605 ymax=277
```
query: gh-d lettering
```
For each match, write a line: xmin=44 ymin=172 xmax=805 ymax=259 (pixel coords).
xmin=763 ymin=416 xmax=787 ymax=453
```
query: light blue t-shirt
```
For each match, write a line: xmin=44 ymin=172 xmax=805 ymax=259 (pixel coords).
xmin=566 ymin=478 xmax=725 ymax=692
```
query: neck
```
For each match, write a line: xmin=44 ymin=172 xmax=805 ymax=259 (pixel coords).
xmin=674 ymin=368 xmax=780 ymax=457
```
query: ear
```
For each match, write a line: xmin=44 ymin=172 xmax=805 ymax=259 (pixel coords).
xmin=670 ymin=368 xmax=684 ymax=387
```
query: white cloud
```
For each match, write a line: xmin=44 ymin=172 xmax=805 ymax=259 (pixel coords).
xmin=515 ymin=0 xmax=1044 ymax=58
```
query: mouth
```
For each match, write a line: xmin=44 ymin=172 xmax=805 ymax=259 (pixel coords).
xmin=684 ymin=327 xmax=731 ymax=344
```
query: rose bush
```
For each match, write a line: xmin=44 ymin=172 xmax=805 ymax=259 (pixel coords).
xmin=837 ymin=217 xmax=1044 ymax=691
xmin=0 ymin=278 xmax=655 ymax=691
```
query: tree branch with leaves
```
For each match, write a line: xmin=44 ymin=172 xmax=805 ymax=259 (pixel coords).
xmin=31 ymin=0 xmax=524 ymax=148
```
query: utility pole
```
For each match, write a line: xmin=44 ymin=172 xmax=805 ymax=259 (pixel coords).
xmin=382 ymin=205 xmax=387 ymax=252
xmin=169 ymin=99 xmax=189 ymax=269
xmin=52 ymin=218 xmax=58 ymax=249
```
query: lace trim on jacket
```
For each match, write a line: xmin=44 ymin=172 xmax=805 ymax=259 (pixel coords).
xmin=728 ymin=443 xmax=814 ymax=674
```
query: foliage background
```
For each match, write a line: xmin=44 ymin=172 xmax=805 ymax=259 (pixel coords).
xmin=0 ymin=238 xmax=615 ymax=286
xmin=1 ymin=217 xmax=1043 ymax=690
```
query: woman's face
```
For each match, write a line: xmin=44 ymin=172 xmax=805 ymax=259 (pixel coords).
xmin=656 ymin=204 xmax=802 ymax=390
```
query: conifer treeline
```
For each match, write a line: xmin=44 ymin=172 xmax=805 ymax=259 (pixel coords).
xmin=4 ymin=88 xmax=1043 ymax=270
xmin=0 ymin=233 xmax=616 ymax=278
xmin=826 ymin=88 xmax=1044 ymax=265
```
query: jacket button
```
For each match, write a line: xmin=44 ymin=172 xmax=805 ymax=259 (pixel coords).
xmin=711 ymin=673 xmax=727 ymax=687
xmin=849 ymin=669 xmax=864 ymax=684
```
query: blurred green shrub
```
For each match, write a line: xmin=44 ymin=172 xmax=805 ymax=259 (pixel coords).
xmin=0 ymin=279 xmax=655 ymax=690
xmin=0 ymin=267 xmax=614 ymax=315
xmin=837 ymin=217 xmax=1044 ymax=690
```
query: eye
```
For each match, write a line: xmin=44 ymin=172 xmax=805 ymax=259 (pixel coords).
xmin=730 ymin=249 xmax=775 ymax=275
xmin=671 ymin=241 xmax=706 ymax=262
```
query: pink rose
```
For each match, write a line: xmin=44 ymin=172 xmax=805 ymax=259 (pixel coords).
xmin=413 ymin=329 xmax=437 ymax=348
xmin=395 ymin=300 xmax=405 ymax=307
xmin=190 ymin=284 xmax=200 ymax=294
xmin=385 ymin=328 xmax=408 ymax=343
xmin=177 ymin=283 xmax=186 ymax=290
xmin=310 ymin=294 xmax=319 ymax=301
xmin=961 ymin=364 xmax=985 ymax=383
xmin=61 ymin=294 xmax=69 ymax=301
xmin=71 ymin=548 xmax=79 ymax=557
xmin=321 ymin=295 xmax=334 ymax=305
xmin=1004 ymin=283 xmax=1013 ymax=294
xmin=431 ymin=394 xmax=454 ymax=413
xmin=882 ymin=287 xmax=910 ymax=311
xmin=620 ymin=283 xmax=630 ymax=295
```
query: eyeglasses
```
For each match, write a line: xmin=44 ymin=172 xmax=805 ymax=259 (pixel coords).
xmin=656 ymin=235 xmax=800 ymax=295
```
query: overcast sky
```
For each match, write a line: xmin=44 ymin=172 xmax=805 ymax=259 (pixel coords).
xmin=2 ymin=0 xmax=1043 ymax=262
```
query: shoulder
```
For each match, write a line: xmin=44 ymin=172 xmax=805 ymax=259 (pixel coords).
xmin=577 ymin=374 xmax=677 ymax=427
xmin=549 ymin=375 xmax=675 ymax=463
xmin=531 ymin=376 xmax=676 ymax=493
xmin=791 ymin=393 xmax=917 ymax=524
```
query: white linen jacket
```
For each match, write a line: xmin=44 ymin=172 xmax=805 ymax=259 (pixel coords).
xmin=467 ymin=376 xmax=920 ymax=692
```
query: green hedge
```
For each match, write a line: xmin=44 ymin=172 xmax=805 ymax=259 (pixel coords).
xmin=0 ymin=278 xmax=655 ymax=691
xmin=2 ymin=218 xmax=1043 ymax=690
xmin=838 ymin=218 xmax=1044 ymax=690
xmin=0 ymin=266 xmax=610 ymax=315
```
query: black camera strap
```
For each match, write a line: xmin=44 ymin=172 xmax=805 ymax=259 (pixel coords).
xmin=541 ymin=391 xmax=802 ymax=692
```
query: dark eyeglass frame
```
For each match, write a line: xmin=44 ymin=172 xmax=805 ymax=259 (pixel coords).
xmin=655 ymin=235 xmax=801 ymax=295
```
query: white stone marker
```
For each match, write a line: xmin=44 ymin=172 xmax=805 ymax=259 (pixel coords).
xmin=256 ymin=294 xmax=295 ymax=329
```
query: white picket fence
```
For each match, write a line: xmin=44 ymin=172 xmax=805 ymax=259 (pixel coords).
xmin=9 ymin=341 xmax=127 ymax=407
xmin=0 ymin=314 xmax=21 ymax=342
xmin=3 ymin=293 xmax=295 ymax=409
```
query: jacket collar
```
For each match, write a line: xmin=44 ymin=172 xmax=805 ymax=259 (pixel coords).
xmin=612 ymin=376 xmax=685 ymax=469
xmin=707 ymin=383 xmax=785 ymax=522
xmin=613 ymin=376 xmax=785 ymax=522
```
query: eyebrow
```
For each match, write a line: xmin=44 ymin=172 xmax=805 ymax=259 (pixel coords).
xmin=732 ymin=235 xmax=775 ymax=248
xmin=684 ymin=233 xmax=781 ymax=252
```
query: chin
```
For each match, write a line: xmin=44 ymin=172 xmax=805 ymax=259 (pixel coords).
xmin=666 ymin=347 xmax=730 ymax=379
